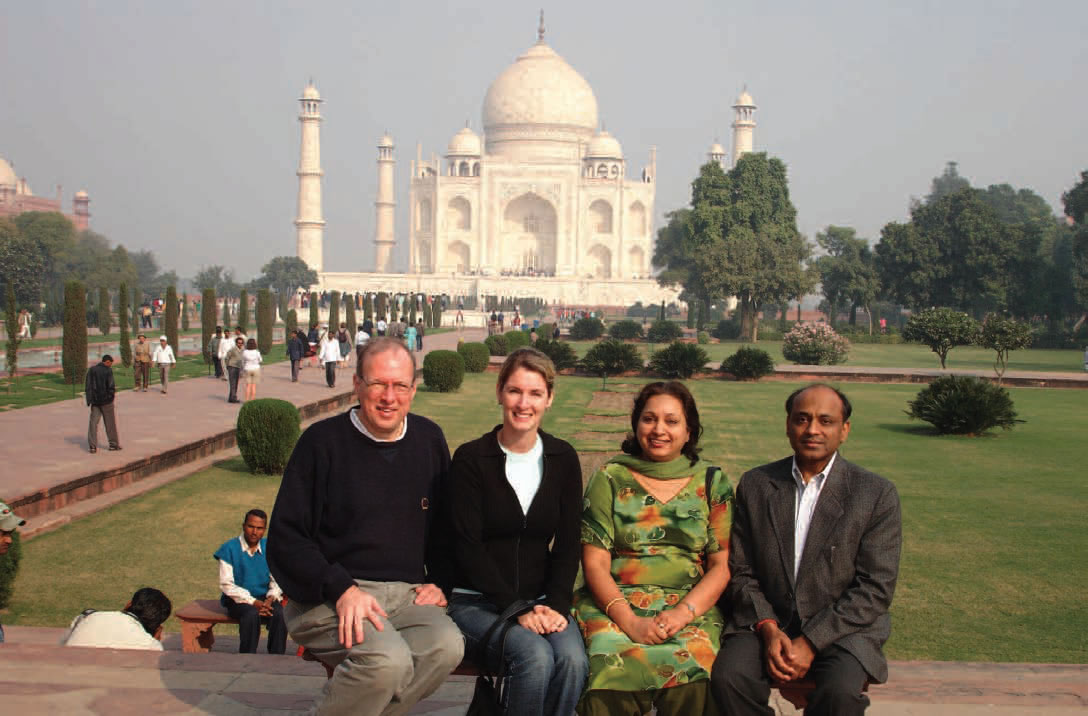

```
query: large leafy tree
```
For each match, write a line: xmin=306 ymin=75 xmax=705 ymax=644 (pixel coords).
xmin=813 ymin=226 xmax=880 ymax=333
xmin=14 ymin=211 xmax=77 ymax=283
xmin=0 ymin=218 xmax=47 ymax=308
xmin=1062 ymin=171 xmax=1088 ymax=329
xmin=253 ymin=256 xmax=318 ymax=302
xmin=924 ymin=161 xmax=971 ymax=204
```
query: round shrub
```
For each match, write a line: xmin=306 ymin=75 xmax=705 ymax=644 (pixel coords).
xmin=484 ymin=333 xmax=508 ymax=356
xmin=458 ymin=341 xmax=490 ymax=373
xmin=533 ymin=337 xmax=578 ymax=371
xmin=537 ymin=322 xmax=557 ymax=340
xmin=646 ymin=319 xmax=683 ymax=343
xmin=609 ymin=319 xmax=644 ymax=340
xmin=713 ymin=318 xmax=741 ymax=340
xmin=648 ymin=341 xmax=710 ymax=379
xmin=721 ymin=347 xmax=776 ymax=380
xmin=424 ymin=349 xmax=465 ymax=392
xmin=697 ymin=330 xmax=710 ymax=345
xmin=581 ymin=338 xmax=644 ymax=387
xmin=505 ymin=329 xmax=531 ymax=350
xmin=570 ymin=317 xmax=605 ymax=340
xmin=237 ymin=399 xmax=301 ymax=475
xmin=906 ymin=375 xmax=1022 ymax=435
xmin=0 ymin=529 xmax=21 ymax=609
xmin=782 ymin=322 xmax=850 ymax=365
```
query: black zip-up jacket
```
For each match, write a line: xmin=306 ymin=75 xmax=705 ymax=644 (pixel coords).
xmin=84 ymin=362 xmax=116 ymax=406
xmin=447 ymin=426 xmax=583 ymax=615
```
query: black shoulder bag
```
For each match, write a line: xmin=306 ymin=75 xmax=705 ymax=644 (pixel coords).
xmin=466 ymin=599 xmax=532 ymax=716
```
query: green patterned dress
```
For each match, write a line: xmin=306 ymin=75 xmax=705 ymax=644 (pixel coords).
xmin=573 ymin=461 xmax=734 ymax=693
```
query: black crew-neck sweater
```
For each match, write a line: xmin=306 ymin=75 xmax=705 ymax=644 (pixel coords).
xmin=267 ymin=410 xmax=451 ymax=604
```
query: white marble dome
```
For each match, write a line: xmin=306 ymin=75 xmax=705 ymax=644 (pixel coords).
xmin=735 ymin=90 xmax=755 ymax=106
xmin=447 ymin=126 xmax=481 ymax=156
xmin=585 ymin=130 xmax=623 ymax=159
xmin=378 ymin=133 xmax=394 ymax=148
xmin=302 ymin=83 xmax=321 ymax=100
xmin=0 ymin=157 xmax=15 ymax=187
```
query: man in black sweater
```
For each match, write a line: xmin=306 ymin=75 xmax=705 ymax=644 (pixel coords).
xmin=85 ymin=354 xmax=120 ymax=453
xmin=268 ymin=338 xmax=463 ymax=716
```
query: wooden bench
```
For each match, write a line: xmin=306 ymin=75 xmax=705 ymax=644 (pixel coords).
xmin=175 ymin=599 xmax=236 ymax=653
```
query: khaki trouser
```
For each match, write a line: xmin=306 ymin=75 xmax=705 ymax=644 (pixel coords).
xmin=158 ymin=364 xmax=171 ymax=392
xmin=285 ymin=580 xmax=464 ymax=716
xmin=134 ymin=362 xmax=150 ymax=389
xmin=88 ymin=402 xmax=119 ymax=450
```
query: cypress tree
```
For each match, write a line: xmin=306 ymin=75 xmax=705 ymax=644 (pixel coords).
xmin=390 ymin=294 xmax=398 ymax=323
xmin=364 ymin=293 xmax=374 ymax=321
xmin=257 ymin=288 xmax=273 ymax=355
xmin=309 ymin=291 xmax=319 ymax=330
xmin=285 ymin=309 xmax=298 ymax=338
xmin=62 ymin=280 xmax=88 ymax=385
xmin=131 ymin=286 xmax=141 ymax=337
xmin=423 ymin=301 xmax=433 ymax=329
xmin=181 ymin=292 xmax=190 ymax=331
xmin=328 ymin=291 xmax=340 ymax=332
xmin=433 ymin=297 xmax=442 ymax=327
xmin=222 ymin=292 xmax=232 ymax=329
xmin=345 ymin=292 xmax=357 ymax=337
xmin=201 ymin=288 xmax=216 ymax=366
xmin=119 ymin=282 xmax=132 ymax=368
xmin=5 ymin=283 xmax=19 ymax=388
xmin=377 ymin=292 xmax=388 ymax=320
xmin=409 ymin=297 xmax=418 ymax=326
xmin=165 ymin=285 xmax=179 ymax=354
xmin=277 ymin=291 xmax=288 ymax=323
xmin=659 ymin=301 xmax=666 ymax=321
xmin=98 ymin=286 xmax=112 ymax=335
xmin=237 ymin=288 xmax=249 ymax=333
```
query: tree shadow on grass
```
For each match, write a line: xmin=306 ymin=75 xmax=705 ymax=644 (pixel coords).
xmin=874 ymin=423 xmax=939 ymax=436
xmin=215 ymin=456 xmax=253 ymax=474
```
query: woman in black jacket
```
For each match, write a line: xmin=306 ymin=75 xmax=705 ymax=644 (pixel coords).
xmin=447 ymin=347 xmax=588 ymax=716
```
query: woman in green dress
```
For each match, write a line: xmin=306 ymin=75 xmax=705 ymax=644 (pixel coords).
xmin=574 ymin=381 xmax=733 ymax=715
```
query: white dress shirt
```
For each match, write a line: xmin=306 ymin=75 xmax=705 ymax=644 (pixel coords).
xmin=218 ymin=535 xmax=283 ymax=604
xmin=790 ymin=452 xmax=838 ymax=580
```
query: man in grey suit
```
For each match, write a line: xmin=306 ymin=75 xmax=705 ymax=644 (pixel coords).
xmin=711 ymin=383 xmax=901 ymax=716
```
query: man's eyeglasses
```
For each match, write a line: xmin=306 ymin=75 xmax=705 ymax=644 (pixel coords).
xmin=361 ymin=380 xmax=413 ymax=396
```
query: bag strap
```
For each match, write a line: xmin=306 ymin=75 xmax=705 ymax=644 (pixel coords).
xmin=478 ymin=599 xmax=532 ymax=679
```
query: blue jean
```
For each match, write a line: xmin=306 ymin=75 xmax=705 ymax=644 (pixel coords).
xmin=449 ymin=594 xmax=588 ymax=716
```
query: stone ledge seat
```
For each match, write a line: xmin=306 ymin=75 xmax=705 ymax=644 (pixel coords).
xmin=297 ymin=645 xmax=482 ymax=679
xmin=175 ymin=598 xmax=236 ymax=653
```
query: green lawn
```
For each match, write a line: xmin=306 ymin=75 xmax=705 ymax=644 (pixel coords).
xmin=567 ymin=339 xmax=1085 ymax=374
xmin=0 ymin=350 xmax=288 ymax=411
xmin=12 ymin=326 xmax=206 ymax=350
xmin=6 ymin=373 xmax=1086 ymax=663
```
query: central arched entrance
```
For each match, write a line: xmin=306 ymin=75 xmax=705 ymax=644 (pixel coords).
xmin=502 ymin=192 xmax=557 ymax=275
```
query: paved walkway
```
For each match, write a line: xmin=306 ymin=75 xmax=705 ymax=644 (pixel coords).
xmin=1 ymin=627 xmax=1085 ymax=715
xmin=0 ymin=328 xmax=484 ymax=524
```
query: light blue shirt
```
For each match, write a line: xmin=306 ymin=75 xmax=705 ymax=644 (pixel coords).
xmin=790 ymin=452 xmax=838 ymax=580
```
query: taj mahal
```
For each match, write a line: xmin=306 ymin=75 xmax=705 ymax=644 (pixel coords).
xmin=297 ymin=18 xmax=758 ymax=308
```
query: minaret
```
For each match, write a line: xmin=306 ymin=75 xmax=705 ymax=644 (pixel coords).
xmin=72 ymin=190 xmax=90 ymax=230
xmin=708 ymin=140 xmax=726 ymax=168
xmin=295 ymin=82 xmax=325 ymax=272
xmin=374 ymin=133 xmax=396 ymax=273
xmin=731 ymin=88 xmax=757 ymax=167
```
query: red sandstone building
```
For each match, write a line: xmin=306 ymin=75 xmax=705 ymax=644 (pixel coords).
xmin=0 ymin=155 xmax=90 ymax=230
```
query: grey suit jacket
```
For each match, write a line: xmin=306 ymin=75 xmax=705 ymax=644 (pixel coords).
xmin=723 ymin=455 xmax=902 ymax=683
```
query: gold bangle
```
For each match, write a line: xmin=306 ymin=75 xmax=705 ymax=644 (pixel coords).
xmin=603 ymin=597 xmax=626 ymax=617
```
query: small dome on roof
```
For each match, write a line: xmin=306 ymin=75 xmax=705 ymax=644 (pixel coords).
xmin=378 ymin=133 xmax=394 ymax=148
xmin=735 ymin=90 xmax=755 ymax=106
xmin=0 ymin=157 xmax=15 ymax=187
xmin=709 ymin=142 xmax=725 ymax=156
xmin=447 ymin=126 xmax=482 ymax=156
xmin=585 ymin=130 xmax=623 ymax=159
xmin=302 ymin=83 xmax=320 ymax=100
xmin=75 ymin=189 xmax=89 ymax=199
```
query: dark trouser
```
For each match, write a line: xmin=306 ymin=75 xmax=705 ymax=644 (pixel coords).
xmin=577 ymin=682 xmax=713 ymax=716
xmin=134 ymin=362 xmax=150 ymax=390
xmin=415 ymin=335 xmax=422 ymax=351
xmin=227 ymin=366 xmax=240 ymax=401
xmin=325 ymin=361 xmax=336 ymax=387
xmin=213 ymin=357 xmax=224 ymax=378
xmin=88 ymin=402 xmax=119 ymax=450
xmin=221 ymin=595 xmax=287 ymax=655
xmin=290 ymin=359 xmax=300 ymax=382
xmin=710 ymin=632 xmax=870 ymax=716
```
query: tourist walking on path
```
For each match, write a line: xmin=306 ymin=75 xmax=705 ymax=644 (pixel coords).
xmin=225 ymin=335 xmax=245 ymax=403
xmin=85 ymin=355 xmax=121 ymax=453
xmin=0 ymin=501 xmax=27 ymax=643
xmin=287 ymin=331 xmax=304 ymax=383
xmin=241 ymin=338 xmax=262 ymax=402
xmin=215 ymin=509 xmax=287 ymax=655
xmin=337 ymin=323 xmax=351 ymax=368
xmin=404 ymin=322 xmax=417 ymax=354
xmin=376 ymin=317 xmax=387 ymax=336
xmin=216 ymin=329 xmax=232 ymax=381
xmin=133 ymin=334 xmax=151 ymax=391
xmin=151 ymin=337 xmax=176 ymax=395
xmin=320 ymin=330 xmax=340 ymax=388
xmin=307 ymin=324 xmax=320 ymax=368
xmin=415 ymin=319 xmax=424 ymax=352
xmin=209 ymin=327 xmax=224 ymax=379
xmin=446 ymin=348 xmax=588 ymax=716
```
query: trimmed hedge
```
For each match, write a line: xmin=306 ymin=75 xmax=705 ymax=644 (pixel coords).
xmin=646 ymin=319 xmax=683 ymax=343
xmin=609 ymin=319 xmax=644 ymax=340
xmin=538 ymin=322 xmax=557 ymax=341
xmin=484 ymin=333 xmax=509 ymax=356
xmin=257 ymin=288 xmax=273 ymax=355
xmin=98 ymin=286 xmax=112 ymax=334
xmin=533 ymin=337 xmax=578 ymax=371
xmin=697 ymin=330 xmax=710 ymax=345
xmin=62 ymin=280 xmax=87 ymax=385
xmin=237 ymin=288 xmax=249 ymax=334
xmin=309 ymin=291 xmax=319 ymax=330
xmin=906 ymin=375 xmax=1022 ymax=435
xmin=459 ymin=341 xmax=491 ymax=373
xmin=424 ymin=350 xmax=465 ymax=391
xmin=713 ymin=318 xmax=741 ymax=340
xmin=285 ymin=308 xmax=298 ymax=339
xmin=165 ymin=285 xmax=179 ymax=354
xmin=119 ymin=282 xmax=132 ymax=368
xmin=0 ymin=528 xmax=21 ymax=609
xmin=237 ymin=398 xmax=301 ymax=475
xmin=721 ymin=347 xmax=776 ymax=380
xmin=505 ymin=330 xmax=531 ymax=350
xmin=648 ymin=341 xmax=709 ymax=379
xmin=200 ymin=288 xmax=216 ymax=366
xmin=570 ymin=317 xmax=605 ymax=340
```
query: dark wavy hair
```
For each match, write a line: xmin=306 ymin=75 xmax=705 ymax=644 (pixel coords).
xmin=620 ymin=381 xmax=703 ymax=465
xmin=127 ymin=587 xmax=172 ymax=636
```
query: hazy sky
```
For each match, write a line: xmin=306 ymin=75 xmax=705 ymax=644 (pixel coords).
xmin=3 ymin=0 xmax=1086 ymax=281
